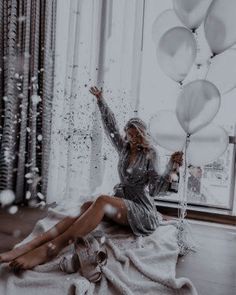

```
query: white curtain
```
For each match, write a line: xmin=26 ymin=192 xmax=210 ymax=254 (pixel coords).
xmin=47 ymin=0 xmax=145 ymax=204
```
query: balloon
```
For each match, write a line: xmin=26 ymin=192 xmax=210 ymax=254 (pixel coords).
xmin=206 ymin=49 xmax=236 ymax=94
xmin=157 ymin=27 xmax=197 ymax=82
xmin=173 ymin=0 xmax=212 ymax=30
xmin=176 ymin=80 xmax=221 ymax=135
xmin=148 ymin=110 xmax=186 ymax=151
xmin=204 ymin=0 xmax=236 ymax=55
xmin=152 ymin=9 xmax=184 ymax=46
xmin=187 ymin=124 xmax=228 ymax=166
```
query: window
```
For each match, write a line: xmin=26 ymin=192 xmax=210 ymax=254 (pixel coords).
xmin=138 ymin=0 xmax=236 ymax=215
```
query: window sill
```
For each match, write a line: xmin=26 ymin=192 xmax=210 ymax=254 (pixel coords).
xmin=155 ymin=200 xmax=236 ymax=226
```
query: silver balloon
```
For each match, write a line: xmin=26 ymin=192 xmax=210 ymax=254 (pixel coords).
xmin=187 ymin=124 xmax=228 ymax=166
xmin=204 ymin=0 xmax=236 ymax=55
xmin=157 ymin=27 xmax=197 ymax=83
xmin=152 ymin=9 xmax=184 ymax=46
xmin=173 ymin=0 xmax=212 ymax=30
xmin=176 ymin=80 xmax=221 ymax=135
xmin=206 ymin=49 xmax=236 ymax=94
xmin=148 ymin=110 xmax=186 ymax=151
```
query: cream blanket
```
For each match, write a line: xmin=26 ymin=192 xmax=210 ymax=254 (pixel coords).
xmin=0 ymin=206 xmax=198 ymax=295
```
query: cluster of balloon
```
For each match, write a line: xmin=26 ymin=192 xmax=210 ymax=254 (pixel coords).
xmin=153 ymin=0 xmax=236 ymax=93
xmin=153 ymin=0 xmax=212 ymax=84
xmin=150 ymin=0 xmax=236 ymax=254
xmin=149 ymin=80 xmax=228 ymax=254
xmin=149 ymin=80 xmax=227 ymax=166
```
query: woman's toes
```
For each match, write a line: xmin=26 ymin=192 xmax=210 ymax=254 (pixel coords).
xmin=11 ymin=262 xmax=19 ymax=271
xmin=9 ymin=261 xmax=15 ymax=268
xmin=13 ymin=264 xmax=20 ymax=272
xmin=10 ymin=260 xmax=19 ymax=269
xmin=14 ymin=264 xmax=23 ymax=274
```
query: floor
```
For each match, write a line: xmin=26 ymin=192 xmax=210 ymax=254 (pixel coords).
xmin=176 ymin=220 xmax=236 ymax=295
xmin=0 ymin=207 xmax=235 ymax=295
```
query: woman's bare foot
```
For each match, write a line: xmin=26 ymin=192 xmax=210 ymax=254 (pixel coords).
xmin=0 ymin=217 xmax=78 ymax=264
xmin=9 ymin=238 xmax=70 ymax=271
xmin=0 ymin=242 xmax=38 ymax=264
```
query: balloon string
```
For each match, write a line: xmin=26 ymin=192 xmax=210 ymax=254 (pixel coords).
xmin=193 ymin=31 xmax=201 ymax=69
xmin=176 ymin=133 xmax=198 ymax=256
xmin=178 ymin=133 xmax=190 ymax=221
xmin=204 ymin=57 xmax=212 ymax=80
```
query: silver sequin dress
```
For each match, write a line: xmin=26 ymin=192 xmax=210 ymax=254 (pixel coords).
xmin=97 ymin=98 xmax=172 ymax=237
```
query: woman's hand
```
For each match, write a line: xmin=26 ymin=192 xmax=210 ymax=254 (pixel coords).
xmin=170 ymin=151 xmax=183 ymax=166
xmin=89 ymin=86 xmax=103 ymax=101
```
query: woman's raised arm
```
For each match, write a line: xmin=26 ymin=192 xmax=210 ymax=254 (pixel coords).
xmin=89 ymin=86 xmax=124 ymax=153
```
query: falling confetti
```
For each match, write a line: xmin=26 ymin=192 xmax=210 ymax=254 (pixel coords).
xmin=26 ymin=191 xmax=31 ymax=200
xmin=0 ymin=190 xmax=15 ymax=206
xmin=25 ymin=172 xmax=33 ymax=179
xmin=37 ymin=192 xmax=45 ymax=200
xmin=13 ymin=229 xmax=21 ymax=238
xmin=37 ymin=134 xmax=43 ymax=141
xmin=31 ymin=94 xmax=41 ymax=105
xmin=8 ymin=206 xmax=18 ymax=214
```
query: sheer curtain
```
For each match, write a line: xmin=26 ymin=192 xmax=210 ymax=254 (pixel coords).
xmin=47 ymin=0 xmax=145 ymax=204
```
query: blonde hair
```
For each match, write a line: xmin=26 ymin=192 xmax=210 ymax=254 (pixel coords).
xmin=124 ymin=118 xmax=151 ymax=152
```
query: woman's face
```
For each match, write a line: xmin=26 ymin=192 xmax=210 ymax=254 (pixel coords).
xmin=125 ymin=127 xmax=143 ymax=146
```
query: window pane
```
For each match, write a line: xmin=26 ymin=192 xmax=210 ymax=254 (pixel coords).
xmin=139 ymin=0 xmax=236 ymax=210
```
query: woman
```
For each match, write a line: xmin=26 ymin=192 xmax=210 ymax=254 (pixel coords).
xmin=0 ymin=86 xmax=183 ymax=271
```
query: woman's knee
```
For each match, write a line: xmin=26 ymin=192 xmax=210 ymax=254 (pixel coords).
xmin=94 ymin=195 xmax=109 ymax=208
xmin=94 ymin=196 xmax=119 ymax=216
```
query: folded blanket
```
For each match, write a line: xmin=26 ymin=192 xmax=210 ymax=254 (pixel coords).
xmin=0 ymin=205 xmax=198 ymax=295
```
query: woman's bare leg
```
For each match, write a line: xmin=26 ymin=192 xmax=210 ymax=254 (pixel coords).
xmin=0 ymin=201 xmax=93 ymax=263
xmin=10 ymin=195 xmax=128 ymax=271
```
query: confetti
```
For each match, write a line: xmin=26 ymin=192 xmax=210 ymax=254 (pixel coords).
xmin=0 ymin=190 xmax=15 ymax=206
xmin=8 ymin=206 xmax=18 ymax=214
xmin=37 ymin=192 xmax=45 ymax=200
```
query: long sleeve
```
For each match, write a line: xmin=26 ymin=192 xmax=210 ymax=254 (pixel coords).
xmin=147 ymin=149 xmax=173 ymax=197
xmin=97 ymin=97 xmax=124 ymax=153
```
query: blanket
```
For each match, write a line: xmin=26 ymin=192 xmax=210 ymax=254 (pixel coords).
xmin=0 ymin=205 xmax=198 ymax=295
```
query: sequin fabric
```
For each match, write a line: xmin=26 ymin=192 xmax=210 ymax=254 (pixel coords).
xmin=98 ymin=98 xmax=172 ymax=236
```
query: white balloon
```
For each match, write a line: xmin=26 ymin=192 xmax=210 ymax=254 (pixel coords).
xmin=204 ymin=0 xmax=236 ymax=55
xmin=157 ymin=27 xmax=197 ymax=83
xmin=176 ymin=80 xmax=221 ymax=135
xmin=152 ymin=9 xmax=184 ymax=46
xmin=187 ymin=124 xmax=228 ymax=166
xmin=206 ymin=49 xmax=236 ymax=94
xmin=173 ymin=0 xmax=213 ymax=30
xmin=148 ymin=110 xmax=186 ymax=151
